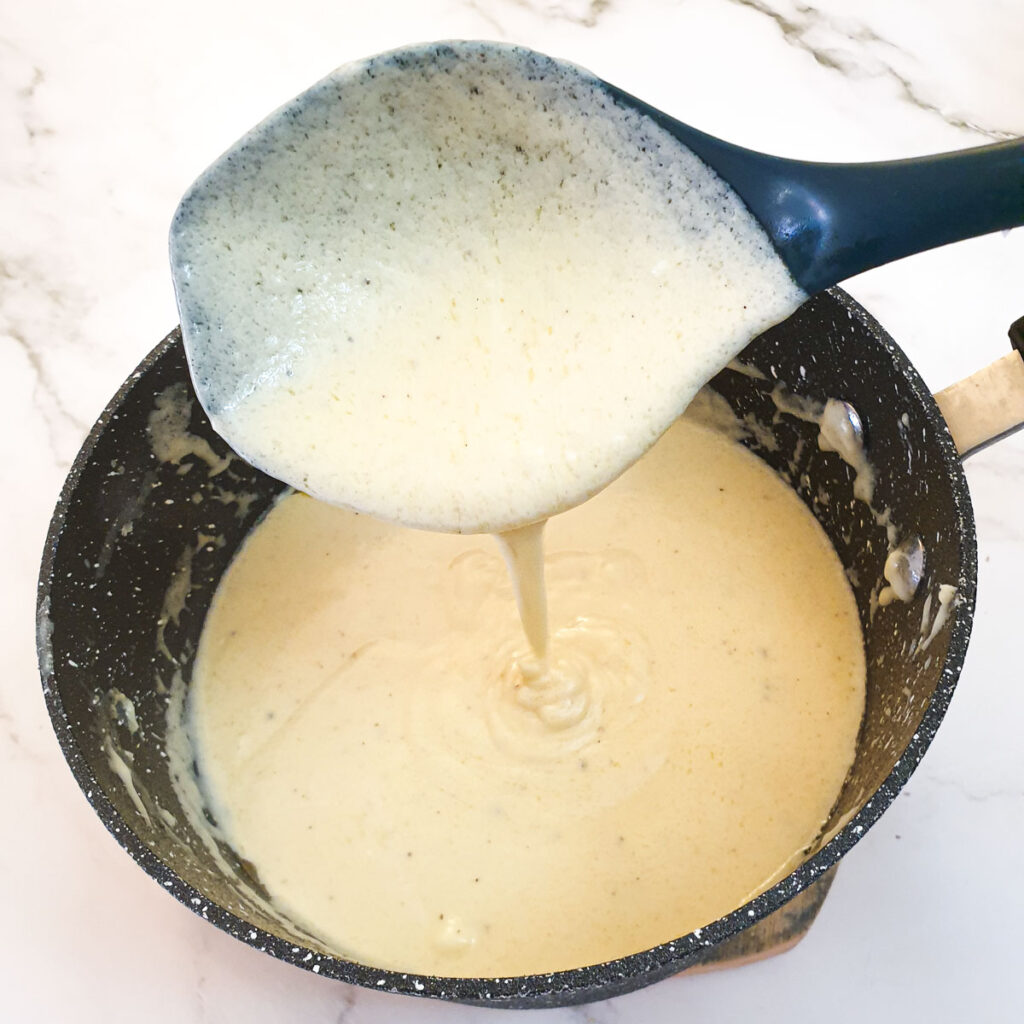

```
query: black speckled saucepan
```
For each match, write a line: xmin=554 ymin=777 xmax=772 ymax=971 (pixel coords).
xmin=38 ymin=289 xmax=998 ymax=1008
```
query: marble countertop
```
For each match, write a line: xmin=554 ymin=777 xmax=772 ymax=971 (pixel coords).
xmin=3 ymin=1 xmax=1022 ymax=1020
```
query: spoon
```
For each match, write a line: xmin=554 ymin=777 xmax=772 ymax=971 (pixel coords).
xmin=170 ymin=41 xmax=1024 ymax=533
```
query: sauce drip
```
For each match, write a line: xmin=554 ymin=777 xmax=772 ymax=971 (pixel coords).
xmin=494 ymin=521 xmax=549 ymax=659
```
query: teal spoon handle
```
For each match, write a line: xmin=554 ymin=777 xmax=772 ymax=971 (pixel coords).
xmin=607 ymin=85 xmax=1024 ymax=294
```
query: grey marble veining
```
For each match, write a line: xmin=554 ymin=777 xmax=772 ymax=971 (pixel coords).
xmin=725 ymin=0 xmax=1016 ymax=139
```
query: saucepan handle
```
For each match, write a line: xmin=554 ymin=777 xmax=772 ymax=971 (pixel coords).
xmin=933 ymin=315 xmax=1024 ymax=458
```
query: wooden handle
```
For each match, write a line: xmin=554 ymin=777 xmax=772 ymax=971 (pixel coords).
xmin=687 ymin=867 xmax=838 ymax=974
xmin=933 ymin=350 xmax=1024 ymax=457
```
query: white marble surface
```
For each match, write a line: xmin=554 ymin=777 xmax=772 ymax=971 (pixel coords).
xmin=3 ymin=0 xmax=1023 ymax=1020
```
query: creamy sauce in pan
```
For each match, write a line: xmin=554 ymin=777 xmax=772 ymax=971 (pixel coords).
xmin=189 ymin=416 xmax=865 ymax=976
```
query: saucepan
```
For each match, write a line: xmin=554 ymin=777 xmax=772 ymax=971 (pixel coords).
xmin=36 ymin=288 xmax=1023 ymax=1008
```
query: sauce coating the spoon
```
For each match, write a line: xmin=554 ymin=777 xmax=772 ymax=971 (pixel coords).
xmin=170 ymin=42 xmax=804 ymax=533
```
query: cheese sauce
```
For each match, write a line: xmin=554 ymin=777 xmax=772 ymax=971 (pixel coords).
xmin=188 ymin=415 xmax=865 ymax=976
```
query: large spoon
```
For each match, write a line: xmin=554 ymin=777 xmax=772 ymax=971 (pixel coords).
xmin=170 ymin=41 xmax=1024 ymax=534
